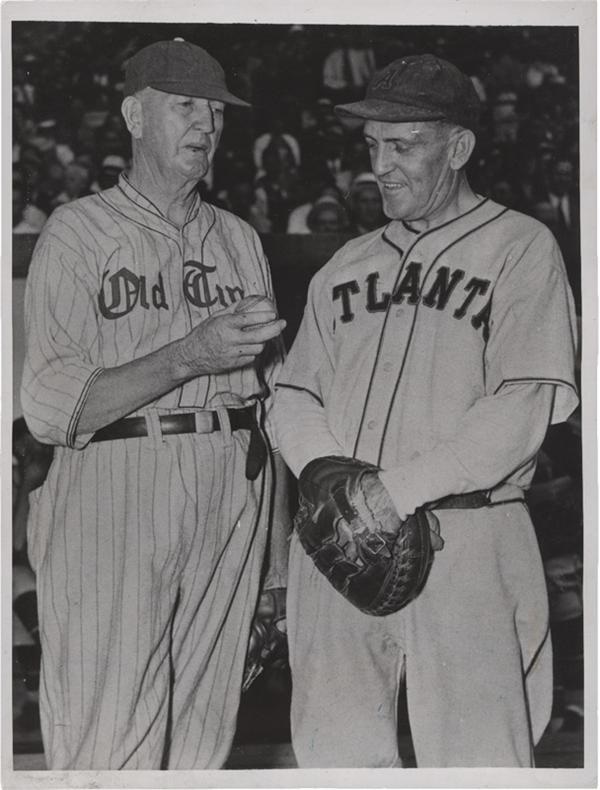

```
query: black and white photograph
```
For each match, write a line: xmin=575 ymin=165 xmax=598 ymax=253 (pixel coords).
xmin=2 ymin=1 xmax=596 ymax=787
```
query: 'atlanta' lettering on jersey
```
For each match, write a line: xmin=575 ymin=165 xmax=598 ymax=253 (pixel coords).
xmin=333 ymin=263 xmax=491 ymax=330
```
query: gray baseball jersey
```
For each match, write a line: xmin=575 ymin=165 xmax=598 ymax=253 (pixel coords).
xmin=274 ymin=198 xmax=579 ymax=766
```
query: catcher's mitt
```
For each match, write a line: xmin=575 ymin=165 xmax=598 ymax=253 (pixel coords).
xmin=242 ymin=587 xmax=288 ymax=692
xmin=295 ymin=456 xmax=440 ymax=616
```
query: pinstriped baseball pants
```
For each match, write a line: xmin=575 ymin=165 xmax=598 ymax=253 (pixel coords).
xmin=27 ymin=428 xmax=270 ymax=769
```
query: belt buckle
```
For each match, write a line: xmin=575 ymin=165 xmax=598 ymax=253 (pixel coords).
xmin=194 ymin=411 xmax=216 ymax=434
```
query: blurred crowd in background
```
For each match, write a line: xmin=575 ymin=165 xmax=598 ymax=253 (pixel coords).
xmin=12 ymin=22 xmax=584 ymax=742
xmin=13 ymin=22 xmax=581 ymax=310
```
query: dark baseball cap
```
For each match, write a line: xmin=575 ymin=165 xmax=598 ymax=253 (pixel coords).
xmin=335 ymin=54 xmax=480 ymax=131
xmin=123 ymin=39 xmax=250 ymax=106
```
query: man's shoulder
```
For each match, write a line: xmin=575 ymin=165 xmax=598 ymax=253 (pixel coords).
xmin=48 ymin=190 xmax=116 ymax=229
xmin=487 ymin=200 xmax=555 ymax=243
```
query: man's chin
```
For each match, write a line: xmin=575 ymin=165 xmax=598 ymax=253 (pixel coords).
xmin=383 ymin=204 xmax=411 ymax=222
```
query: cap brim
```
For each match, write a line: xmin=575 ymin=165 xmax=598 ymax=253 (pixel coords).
xmin=149 ymin=81 xmax=251 ymax=106
xmin=335 ymin=98 xmax=446 ymax=123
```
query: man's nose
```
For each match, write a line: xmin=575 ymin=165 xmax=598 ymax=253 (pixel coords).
xmin=192 ymin=102 xmax=215 ymax=132
xmin=370 ymin=144 xmax=392 ymax=177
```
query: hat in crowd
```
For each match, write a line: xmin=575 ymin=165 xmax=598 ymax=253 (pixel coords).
xmin=124 ymin=38 xmax=250 ymax=106
xmin=102 ymin=154 xmax=127 ymax=170
xmin=335 ymin=54 xmax=481 ymax=132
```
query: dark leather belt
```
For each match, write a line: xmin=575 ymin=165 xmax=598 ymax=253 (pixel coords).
xmin=430 ymin=491 xmax=490 ymax=509
xmin=430 ymin=491 xmax=523 ymax=509
xmin=90 ymin=406 xmax=266 ymax=480
xmin=91 ymin=408 xmax=254 ymax=442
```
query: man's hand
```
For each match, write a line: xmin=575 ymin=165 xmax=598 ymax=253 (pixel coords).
xmin=78 ymin=297 xmax=286 ymax=436
xmin=242 ymin=586 xmax=288 ymax=692
xmin=173 ymin=298 xmax=286 ymax=378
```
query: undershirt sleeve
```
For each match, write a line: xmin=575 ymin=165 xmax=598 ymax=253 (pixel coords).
xmin=379 ymin=381 xmax=557 ymax=518
xmin=274 ymin=269 xmax=344 ymax=476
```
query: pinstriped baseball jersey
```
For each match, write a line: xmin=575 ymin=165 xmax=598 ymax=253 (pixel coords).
xmin=277 ymin=198 xmax=578 ymax=478
xmin=21 ymin=174 xmax=283 ymax=770
xmin=22 ymin=173 xmax=283 ymax=449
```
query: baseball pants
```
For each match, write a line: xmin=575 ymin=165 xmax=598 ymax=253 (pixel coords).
xmin=287 ymin=502 xmax=552 ymax=767
xmin=27 ymin=414 xmax=270 ymax=769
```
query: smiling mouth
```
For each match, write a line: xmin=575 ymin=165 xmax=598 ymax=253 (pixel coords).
xmin=381 ymin=183 xmax=407 ymax=191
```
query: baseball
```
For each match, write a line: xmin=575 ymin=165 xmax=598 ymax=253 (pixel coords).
xmin=233 ymin=294 xmax=277 ymax=328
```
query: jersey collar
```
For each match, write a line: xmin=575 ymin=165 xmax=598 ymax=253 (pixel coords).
xmin=383 ymin=197 xmax=492 ymax=251
xmin=118 ymin=172 xmax=202 ymax=229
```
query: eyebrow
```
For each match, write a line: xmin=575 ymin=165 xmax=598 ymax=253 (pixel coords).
xmin=364 ymin=132 xmax=421 ymax=145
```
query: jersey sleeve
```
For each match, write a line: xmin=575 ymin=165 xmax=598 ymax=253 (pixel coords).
xmin=485 ymin=226 xmax=579 ymax=424
xmin=274 ymin=267 xmax=345 ymax=475
xmin=21 ymin=219 xmax=102 ymax=448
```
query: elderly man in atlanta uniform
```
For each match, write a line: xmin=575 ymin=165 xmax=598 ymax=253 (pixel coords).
xmin=274 ymin=54 xmax=579 ymax=768
xmin=21 ymin=40 xmax=290 ymax=770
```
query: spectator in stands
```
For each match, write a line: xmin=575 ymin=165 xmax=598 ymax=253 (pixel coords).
xmin=254 ymin=136 xmax=302 ymax=232
xmin=306 ymin=195 xmax=349 ymax=234
xmin=219 ymin=163 xmax=272 ymax=234
xmin=287 ymin=175 xmax=343 ymax=234
xmin=540 ymin=157 xmax=580 ymax=310
xmin=322 ymin=28 xmax=376 ymax=103
xmin=491 ymin=88 xmax=520 ymax=142
xmin=347 ymin=172 xmax=385 ymax=236
xmin=91 ymin=154 xmax=127 ymax=192
xmin=13 ymin=168 xmax=48 ymax=234
xmin=337 ymin=134 xmax=372 ymax=196
xmin=490 ymin=178 xmax=520 ymax=209
xmin=51 ymin=161 xmax=93 ymax=207
xmin=13 ymin=61 xmax=36 ymax=111
xmin=302 ymin=118 xmax=348 ymax=194
xmin=253 ymin=115 xmax=301 ymax=178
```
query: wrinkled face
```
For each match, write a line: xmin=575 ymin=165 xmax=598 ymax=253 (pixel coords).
xmin=364 ymin=119 xmax=455 ymax=222
xmin=136 ymin=89 xmax=224 ymax=183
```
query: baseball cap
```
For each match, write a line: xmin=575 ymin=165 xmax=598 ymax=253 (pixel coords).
xmin=124 ymin=38 xmax=250 ymax=106
xmin=335 ymin=54 xmax=481 ymax=131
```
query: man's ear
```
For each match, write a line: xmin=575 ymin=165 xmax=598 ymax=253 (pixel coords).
xmin=121 ymin=95 xmax=143 ymax=140
xmin=448 ymin=128 xmax=476 ymax=171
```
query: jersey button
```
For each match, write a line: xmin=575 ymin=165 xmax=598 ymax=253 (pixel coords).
xmin=367 ymin=420 xmax=376 ymax=430
xmin=383 ymin=362 xmax=392 ymax=372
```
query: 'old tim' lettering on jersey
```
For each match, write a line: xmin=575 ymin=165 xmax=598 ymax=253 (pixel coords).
xmin=22 ymin=175 xmax=280 ymax=448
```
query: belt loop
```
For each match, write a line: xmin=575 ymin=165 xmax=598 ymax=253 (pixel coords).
xmin=215 ymin=405 xmax=233 ymax=448
xmin=144 ymin=410 xmax=164 ymax=448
